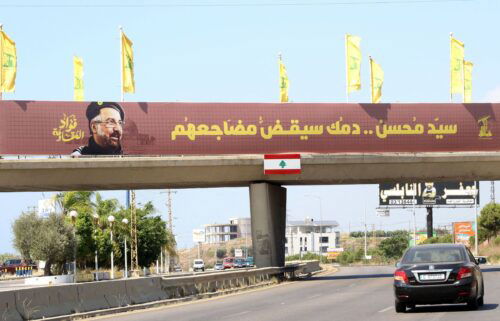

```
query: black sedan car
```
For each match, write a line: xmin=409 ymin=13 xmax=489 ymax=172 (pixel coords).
xmin=394 ymin=243 xmax=486 ymax=312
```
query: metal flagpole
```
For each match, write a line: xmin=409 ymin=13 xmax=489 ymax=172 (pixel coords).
xmin=449 ymin=32 xmax=453 ymax=102
xmin=119 ymin=26 xmax=124 ymax=102
xmin=345 ymin=34 xmax=349 ymax=103
xmin=369 ymin=56 xmax=373 ymax=104
xmin=0 ymin=24 xmax=4 ymax=101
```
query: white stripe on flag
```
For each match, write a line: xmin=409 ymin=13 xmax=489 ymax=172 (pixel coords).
xmin=264 ymin=158 xmax=301 ymax=170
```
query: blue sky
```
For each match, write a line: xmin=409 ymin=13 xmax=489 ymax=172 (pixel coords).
xmin=1 ymin=0 xmax=499 ymax=253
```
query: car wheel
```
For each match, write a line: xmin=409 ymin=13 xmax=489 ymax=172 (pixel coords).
xmin=478 ymin=296 xmax=484 ymax=307
xmin=395 ymin=301 xmax=406 ymax=313
xmin=467 ymin=297 xmax=479 ymax=310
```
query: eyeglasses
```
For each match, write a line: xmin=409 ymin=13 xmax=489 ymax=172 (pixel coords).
xmin=94 ymin=119 xmax=125 ymax=128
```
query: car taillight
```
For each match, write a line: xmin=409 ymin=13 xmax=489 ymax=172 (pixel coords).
xmin=394 ymin=269 xmax=408 ymax=284
xmin=457 ymin=267 xmax=473 ymax=280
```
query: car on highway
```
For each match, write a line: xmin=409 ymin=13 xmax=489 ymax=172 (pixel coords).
xmin=214 ymin=262 xmax=224 ymax=271
xmin=193 ymin=259 xmax=205 ymax=272
xmin=1 ymin=259 xmax=37 ymax=275
xmin=394 ymin=243 xmax=486 ymax=313
xmin=223 ymin=257 xmax=234 ymax=269
xmin=245 ymin=256 xmax=254 ymax=267
xmin=234 ymin=258 xmax=246 ymax=268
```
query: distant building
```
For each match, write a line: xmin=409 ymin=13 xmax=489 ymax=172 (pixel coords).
xmin=203 ymin=217 xmax=251 ymax=244
xmin=285 ymin=218 xmax=340 ymax=256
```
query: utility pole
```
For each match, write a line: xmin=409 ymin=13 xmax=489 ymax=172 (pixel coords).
xmin=130 ymin=190 xmax=139 ymax=274
xmin=491 ymin=181 xmax=495 ymax=203
xmin=165 ymin=189 xmax=177 ymax=272
xmin=364 ymin=204 xmax=367 ymax=259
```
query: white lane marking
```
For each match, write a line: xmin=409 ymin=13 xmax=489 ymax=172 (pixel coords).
xmin=378 ymin=306 xmax=393 ymax=313
xmin=308 ymin=294 xmax=321 ymax=299
xmin=225 ymin=310 xmax=250 ymax=318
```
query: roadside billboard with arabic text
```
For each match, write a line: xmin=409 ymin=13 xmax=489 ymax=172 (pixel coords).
xmin=0 ymin=101 xmax=498 ymax=155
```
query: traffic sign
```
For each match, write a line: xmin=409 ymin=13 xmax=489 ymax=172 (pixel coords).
xmin=264 ymin=154 xmax=301 ymax=175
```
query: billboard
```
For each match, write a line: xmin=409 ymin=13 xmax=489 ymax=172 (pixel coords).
xmin=38 ymin=198 xmax=56 ymax=218
xmin=192 ymin=229 xmax=205 ymax=243
xmin=0 ymin=101 xmax=499 ymax=156
xmin=453 ymin=221 xmax=475 ymax=247
xmin=379 ymin=182 xmax=479 ymax=207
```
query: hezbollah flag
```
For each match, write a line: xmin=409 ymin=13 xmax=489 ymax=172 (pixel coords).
xmin=450 ymin=36 xmax=464 ymax=95
xmin=463 ymin=60 xmax=473 ymax=103
xmin=370 ymin=57 xmax=384 ymax=104
xmin=279 ymin=55 xmax=289 ymax=103
xmin=121 ymin=30 xmax=135 ymax=93
xmin=0 ymin=30 xmax=17 ymax=92
xmin=345 ymin=34 xmax=361 ymax=93
xmin=73 ymin=56 xmax=84 ymax=101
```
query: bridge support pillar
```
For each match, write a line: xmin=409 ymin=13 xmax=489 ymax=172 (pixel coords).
xmin=426 ymin=207 xmax=433 ymax=238
xmin=249 ymin=183 xmax=287 ymax=268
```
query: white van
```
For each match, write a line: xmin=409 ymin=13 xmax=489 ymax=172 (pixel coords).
xmin=193 ymin=259 xmax=205 ymax=272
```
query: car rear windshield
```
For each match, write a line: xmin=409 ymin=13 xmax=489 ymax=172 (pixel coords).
xmin=194 ymin=260 xmax=203 ymax=264
xmin=402 ymin=247 xmax=465 ymax=264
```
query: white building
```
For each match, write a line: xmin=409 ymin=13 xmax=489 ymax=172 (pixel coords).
xmin=285 ymin=218 xmax=340 ymax=256
xmin=203 ymin=217 xmax=251 ymax=244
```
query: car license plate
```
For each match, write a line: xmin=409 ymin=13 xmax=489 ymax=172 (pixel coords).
xmin=420 ymin=273 xmax=445 ymax=281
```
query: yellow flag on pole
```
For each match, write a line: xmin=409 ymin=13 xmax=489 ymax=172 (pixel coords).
xmin=463 ymin=60 xmax=473 ymax=103
xmin=279 ymin=55 xmax=289 ymax=103
xmin=73 ymin=56 xmax=84 ymax=101
xmin=346 ymin=34 xmax=361 ymax=93
xmin=121 ymin=31 xmax=135 ymax=93
xmin=450 ymin=36 xmax=464 ymax=95
xmin=0 ymin=30 xmax=17 ymax=92
xmin=370 ymin=57 xmax=384 ymax=104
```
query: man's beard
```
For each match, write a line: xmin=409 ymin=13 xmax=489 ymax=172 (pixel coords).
xmin=96 ymin=126 xmax=122 ymax=149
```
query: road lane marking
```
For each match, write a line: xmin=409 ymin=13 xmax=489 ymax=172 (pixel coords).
xmin=378 ymin=306 xmax=393 ymax=313
xmin=224 ymin=310 xmax=250 ymax=318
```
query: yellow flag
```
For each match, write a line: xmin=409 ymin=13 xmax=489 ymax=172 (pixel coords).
xmin=73 ymin=56 xmax=84 ymax=101
xmin=346 ymin=34 xmax=361 ymax=93
xmin=370 ymin=57 xmax=384 ymax=104
xmin=279 ymin=55 xmax=289 ymax=103
xmin=450 ymin=37 xmax=464 ymax=95
xmin=121 ymin=31 xmax=135 ymax=93
xmin=463 ymin=60 xmax=473 ymax=103
xmin=0 ymin=30 xmax=17 ymax=92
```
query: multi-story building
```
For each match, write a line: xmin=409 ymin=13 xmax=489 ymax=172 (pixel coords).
xmin=285 ymin=218 xmax=340 ymax=256
xmin=203 ymin=217 xmax=251 ymax=244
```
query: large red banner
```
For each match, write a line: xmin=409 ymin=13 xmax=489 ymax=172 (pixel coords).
xmin=0 ymin=101 xmax=498 ymax=156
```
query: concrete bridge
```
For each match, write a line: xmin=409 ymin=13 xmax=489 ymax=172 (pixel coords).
xmin=2 ymin=151 xmax=500 ymax=268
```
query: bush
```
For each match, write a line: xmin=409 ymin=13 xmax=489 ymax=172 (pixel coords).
xmin=378 ymin=232 xmax=409 ymax=260
xmin=422 ymin=234 xmax=453 ymax=244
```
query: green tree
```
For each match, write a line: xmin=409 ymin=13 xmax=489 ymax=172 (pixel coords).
xmin=479 ymin=203 xmax=500 ymax=242
xmin=216 ymin=248 xmax=227 ymax=259
xmin=136 ymin=202 xmax=170 ymax=267
xmin=34 ymin=213 xmax=76 ymax=275
xmin=378 ymin=231 xmax=409 ymax=260
xmin=12 ymin=211 xmax=40 ymax=260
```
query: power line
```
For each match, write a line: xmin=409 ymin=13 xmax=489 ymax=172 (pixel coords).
xmin=0 ymin=0 xmax=473 ymax=8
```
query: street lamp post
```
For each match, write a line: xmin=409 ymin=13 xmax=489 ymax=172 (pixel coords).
xmin=122 ymin=218 xmax=129 ymax=278
xmin=92 ymin=213 xmax=99 ymax=281
xmin=108 ymin=215 xmax=115 ymax=279
xmin=69 ymin=210 xmax=78 ymax=282
xmin=305 ymin=195 xmax=323 ymax=256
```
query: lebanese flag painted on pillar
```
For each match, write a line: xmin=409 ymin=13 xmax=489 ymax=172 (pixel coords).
xmin=264 ymin=154 xmax=301 ymax=175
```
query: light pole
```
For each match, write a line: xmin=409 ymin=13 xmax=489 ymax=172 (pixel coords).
xmin=305 ymin=195 xmax=323 ymax=256
xmin=92 ymin=213 xmax=100 ymax=281
xmin=108 ymin=215 xmax=115 ymax=279
xmin=69 ymin=210 xmax=78 ymax=282
xmin=474 ymin=182 xmax=479 ymax=256
xmin=122 ymin=218 xmax=129 ymax=278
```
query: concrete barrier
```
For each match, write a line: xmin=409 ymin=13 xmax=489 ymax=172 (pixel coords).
xmin=14 ymin=284 xmax=79 ymax=320
xmin=24 ymin=274 xmax=74 ymax=286
xmin=1 ymin=265 xmax=306 ymax=320
xmin=77 ymin=280 xmax=130 ymax=312
xmin=0 ymin=291 xmax=22 ymax=321
xmin=125 ymin=277 xmax=167 ymax=304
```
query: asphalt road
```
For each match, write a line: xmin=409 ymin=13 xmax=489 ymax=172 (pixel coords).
xmin=92 ymin=265 xmax=500 ymax=321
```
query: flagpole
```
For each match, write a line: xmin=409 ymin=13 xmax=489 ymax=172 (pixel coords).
xmin=119 ymin=26 xmax=124 ymax=103
xmin=0 ymin=24 xmax=4 ymax=101
xmin=462 ymin=59 xmax=466 ymax=103
xmin=278 ymin=52 xmax=281 ymax=103
xmin=449 ymin=32 xmax=453 ymax=102
xmin=369 ymin=56 xmax=373 ymax=104
xmin=345 ymin=34 xmax=349 ymax=103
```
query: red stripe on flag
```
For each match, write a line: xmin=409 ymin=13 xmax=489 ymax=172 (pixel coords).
xmin=264 ymin=169 xmax=301 ymax=175
xmin=264 ymin=154 xmax=301 ymax=160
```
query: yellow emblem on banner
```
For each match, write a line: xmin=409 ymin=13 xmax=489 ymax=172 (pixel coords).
xmin=52 ymin=113 xmax=85 ymax=142
xmin=478 ymin=116 xmax=492 ymax=139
